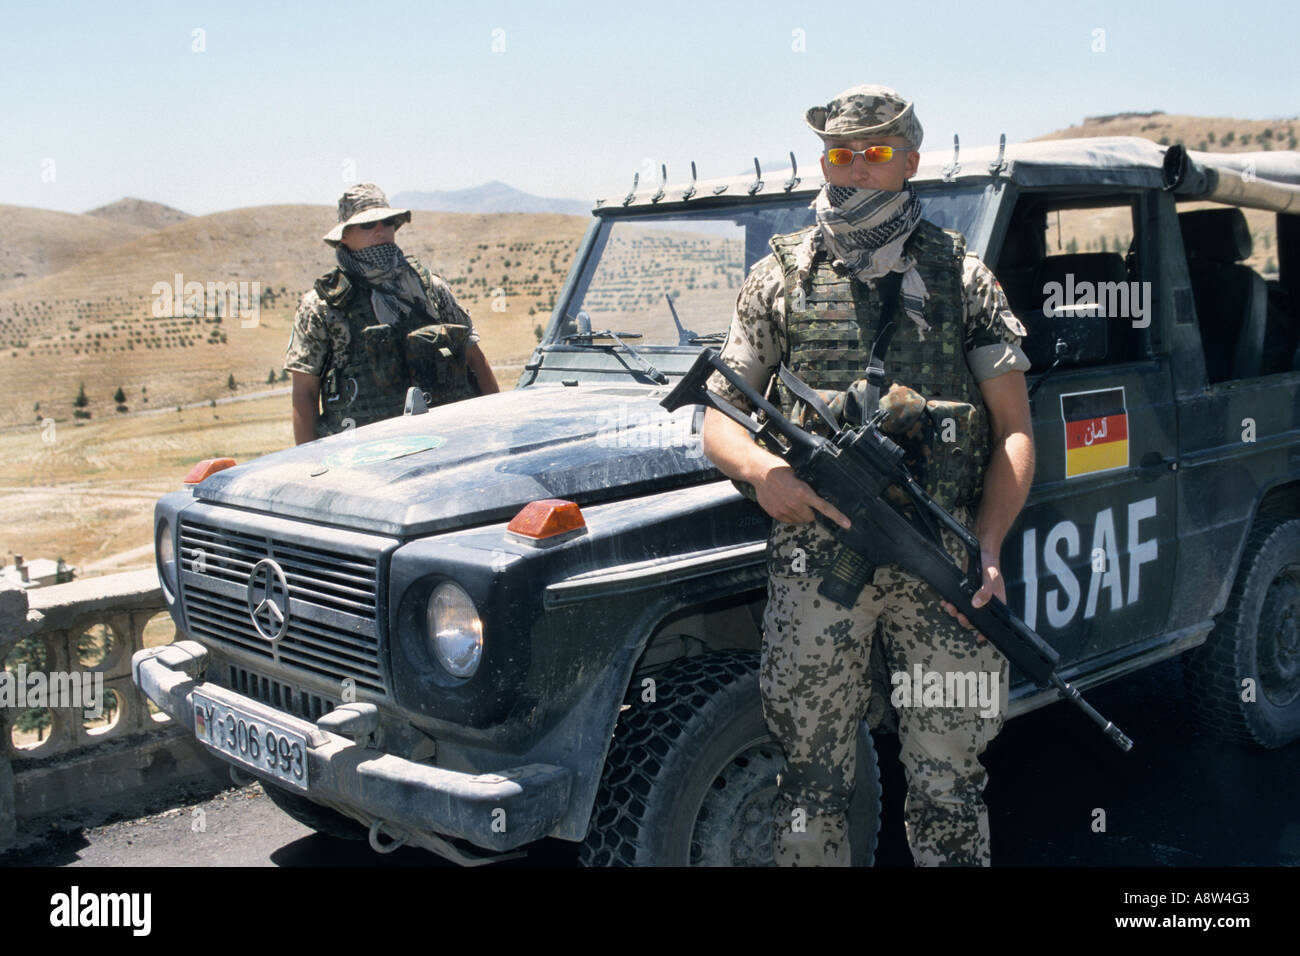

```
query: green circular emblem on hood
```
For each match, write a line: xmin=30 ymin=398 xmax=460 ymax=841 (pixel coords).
xmin=323 ymin=435 xmax=447 ymax=469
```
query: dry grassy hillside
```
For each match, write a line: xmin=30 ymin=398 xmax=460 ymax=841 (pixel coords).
xmin=0 ymin=207 xmax=589 ymax=427
xmin=86 ymin=197 xmax=192 ymax=230
xmin=1034 ymin=111 xmax=1299 ymax=152
xmin=1034 ymin=112 xmax=1297 ymax=275
xmin=0 ymin=205 xmax=150 ymax=294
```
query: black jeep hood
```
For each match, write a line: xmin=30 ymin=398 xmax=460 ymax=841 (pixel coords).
xmin=193 ymin=385 xmax=718 ymax=536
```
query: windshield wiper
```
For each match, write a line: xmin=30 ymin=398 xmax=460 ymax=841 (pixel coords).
xmin=663 ymin=294 xmax=727 ymax=345
xmin=562 ymin=325 xmax=668 ymax=384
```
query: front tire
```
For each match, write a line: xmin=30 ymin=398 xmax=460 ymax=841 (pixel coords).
xmin=580 ymin=650 xmax=882 ymax=866
xmin=1185 ymin=514 xmax=1300 ymax=748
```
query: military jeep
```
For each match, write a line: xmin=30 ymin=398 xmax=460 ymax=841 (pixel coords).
xmin=134 ymin=138 xmax=1300 ymax=866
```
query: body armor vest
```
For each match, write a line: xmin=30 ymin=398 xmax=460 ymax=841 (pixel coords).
xmin=769 ymin=220 xmax=990 ymax=511
xmin=315 ymin=257 xmax=474 ymax=436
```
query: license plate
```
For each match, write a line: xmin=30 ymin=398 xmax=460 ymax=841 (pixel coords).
xmin=192 ymin=692 xmax=310 ymax=791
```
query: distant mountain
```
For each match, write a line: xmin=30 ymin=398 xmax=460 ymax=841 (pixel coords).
xmin=392 ymin=181 xmax=590 ymax=216
xmin=86 ymin=197 xmax=193 ymax=230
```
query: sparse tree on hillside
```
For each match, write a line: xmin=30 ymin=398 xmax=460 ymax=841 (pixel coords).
xmin=1208 ymin=131 xmax=1216 ymax=144
xmin=74 ymin=383 xmax=88 ymax=408
xmin=227 ymin=374 xmax=236 ymax=391
xmin=267 ymin=369 xmax=276 ymax=384
xmin=278 ymin=369 xmax=289 ymax=382
xmin=1223 ymin=130 xmax=1235 ymax=146
xmin=113 ymin=386 xmax=126 ymax=404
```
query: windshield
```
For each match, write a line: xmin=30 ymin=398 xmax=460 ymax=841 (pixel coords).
xmin=557 ymin=184 xmax=990 ymax=346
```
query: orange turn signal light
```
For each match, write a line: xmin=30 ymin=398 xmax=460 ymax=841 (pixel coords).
xmin=507 ymin=499 xmax=586 ymax=539
xmin=183 ymin=458 xmax=237 ymax=484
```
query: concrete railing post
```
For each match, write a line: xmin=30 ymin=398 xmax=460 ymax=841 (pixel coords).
xmin=0 ymin=583 xmax=29 ymax=851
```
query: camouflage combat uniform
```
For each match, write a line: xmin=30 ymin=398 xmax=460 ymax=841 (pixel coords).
xmin=284 ymin=257 xmax=478 ymax=436
xmin=707 ymin=219 xmax=1030 ymax=866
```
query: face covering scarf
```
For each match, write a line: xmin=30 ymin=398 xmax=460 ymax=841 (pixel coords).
xmin=336 ymin=242 xmax=433 ymax=326
xmin=812 ymin=182 xmax=932 ymax=339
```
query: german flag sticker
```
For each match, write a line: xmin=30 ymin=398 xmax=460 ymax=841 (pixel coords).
xmin=1060 ymin=387 xmax=1128 ymax=478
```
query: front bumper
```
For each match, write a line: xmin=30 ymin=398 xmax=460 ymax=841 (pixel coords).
xmin=133 ymin=642 xmax=572 ymax=856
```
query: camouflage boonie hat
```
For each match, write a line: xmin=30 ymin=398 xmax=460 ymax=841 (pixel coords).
xmin=805 ymin=84 xmax=923 ymax=149
xmin=323 ymin=183 xmax=411 ymax=246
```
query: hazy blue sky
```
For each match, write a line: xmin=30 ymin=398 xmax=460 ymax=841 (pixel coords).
xmin=2 ymin=0 xmax=1295 ymax=215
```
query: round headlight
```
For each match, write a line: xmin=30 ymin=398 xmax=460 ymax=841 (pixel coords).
xmin=426 ymin=582 xmax=483 ymax=678
xmin=156 ymin=519 xmax=176 ymax=602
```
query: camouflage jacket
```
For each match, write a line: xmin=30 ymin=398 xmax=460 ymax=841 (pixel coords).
xmin=707 ymin=220 xmax=1030 ymax=510
xmin=284 ymin=257 xmax=478 ymax=433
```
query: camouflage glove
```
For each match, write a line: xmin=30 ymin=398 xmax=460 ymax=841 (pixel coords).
xmin=875 ymin=383 xmax=928 ymax=437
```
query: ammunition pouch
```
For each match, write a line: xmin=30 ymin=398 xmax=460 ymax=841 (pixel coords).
xmin=361 ymin=323 xmax=408 ymax=388
xmin=406 ymin=323 xmax=471 ymax=387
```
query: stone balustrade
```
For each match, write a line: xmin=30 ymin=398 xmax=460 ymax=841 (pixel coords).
xmin=0 ymin=570 xmax=227 ymax=853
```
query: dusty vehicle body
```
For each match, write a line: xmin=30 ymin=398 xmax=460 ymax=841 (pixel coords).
xmin=135 ymin=137 xmax=1300 ymax=865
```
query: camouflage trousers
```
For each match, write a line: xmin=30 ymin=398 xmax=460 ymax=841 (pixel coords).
xmin=760 ymin=506 xmax=1009 ymax=867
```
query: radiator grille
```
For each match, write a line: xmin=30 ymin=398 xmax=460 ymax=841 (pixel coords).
xmin=225 ymin=664 xmax=337 ymax=722
xmin=179 ymin=517 xmax=386 ymax=694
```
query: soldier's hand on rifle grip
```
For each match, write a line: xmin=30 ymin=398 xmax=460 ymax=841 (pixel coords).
xmin=940 ymin=545 xmax=1005 ymax=643
xmin=754 ymin=461 xmax=851 ymax=529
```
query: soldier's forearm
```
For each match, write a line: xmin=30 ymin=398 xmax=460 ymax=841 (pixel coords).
xmin=290 ymin=372 xmax=321 ymax=445
xmin=467 ymin=344 xmax=500 ymax=394
xmin=291 ymin=403 xmax=317 ymax=445
xmin=700 ymin=407 xmax=785 ymax=486
xmin=973 ymin=431 xmax=1034 ymax=555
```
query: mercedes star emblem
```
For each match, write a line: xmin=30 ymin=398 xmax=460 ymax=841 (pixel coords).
xmin=247 ymin=558 xmax=290 ymax=642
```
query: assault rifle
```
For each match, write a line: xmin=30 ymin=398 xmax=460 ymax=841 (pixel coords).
xmin=662 ymin=347 xmax=1133 ymax=752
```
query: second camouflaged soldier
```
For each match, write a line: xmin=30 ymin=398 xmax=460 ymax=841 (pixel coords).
xmin=701 ymin=85 xmax=1035 ymax=866
xmin=285 ymin=183 xmax=499 ymax=444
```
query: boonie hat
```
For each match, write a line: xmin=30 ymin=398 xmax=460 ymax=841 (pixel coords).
xmin=805 ymin=84 xmax=923 ymax=149
xmin=323 ymin=182 xmax=411 ymax=246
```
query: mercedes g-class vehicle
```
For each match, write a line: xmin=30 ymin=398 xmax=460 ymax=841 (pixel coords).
xmin=135 ymin=138 xmax=1300 ymax=866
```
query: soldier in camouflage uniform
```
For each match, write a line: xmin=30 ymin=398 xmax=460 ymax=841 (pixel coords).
xmin=700 ymin=85 xmax=1035 ymax=866
xmin=285 ymin=183 xmax=499 ymax=444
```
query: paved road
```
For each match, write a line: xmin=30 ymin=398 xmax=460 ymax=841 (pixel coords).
xmin=5 ymin=656 xmax=1298 ymax=867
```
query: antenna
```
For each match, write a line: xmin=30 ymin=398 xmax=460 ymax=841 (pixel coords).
xmin=989 ymin=133 xmax=1007 ymax=176
xmin=650 ymin=164 xmax=667 ymax=203
xmin=942 ymin=134 xmax=961 ymax=182
xmin=682 ymin=161 xmax=698 ymax=201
